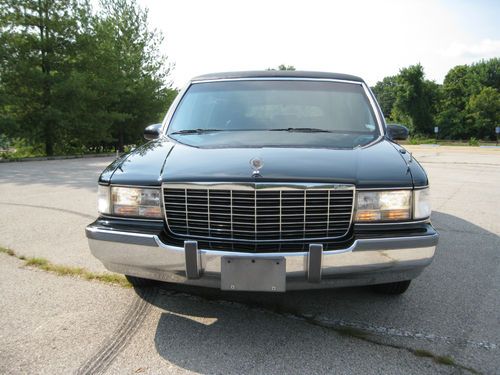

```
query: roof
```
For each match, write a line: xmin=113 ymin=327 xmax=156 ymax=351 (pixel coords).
xmin=191 ymin=70 xmax=365 ymax=83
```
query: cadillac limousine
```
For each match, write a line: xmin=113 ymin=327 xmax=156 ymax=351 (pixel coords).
xmin=85 ymin=71 xmax=439 ymax=295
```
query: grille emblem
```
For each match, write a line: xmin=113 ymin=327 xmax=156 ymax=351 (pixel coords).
xmin=250 ymin=157 xmax=263 ymax=177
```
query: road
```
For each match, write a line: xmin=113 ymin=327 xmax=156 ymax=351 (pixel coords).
xmin=0 ymin=146 xmax=499 ymax=374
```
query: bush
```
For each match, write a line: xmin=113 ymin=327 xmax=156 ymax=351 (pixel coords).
xmin=468 ymin=137 xmax=479 ymax=146
xmin=0 ymin=134 xmax=10 ymax=150
xmin=0 ymin=138 xmax=45 ymax=159
xmin=408 ymin=135 xmax=436 ymax=145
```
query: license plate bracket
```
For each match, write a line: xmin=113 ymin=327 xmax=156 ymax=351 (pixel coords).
xmin=221 ymin=256 xmax=286 ymax=292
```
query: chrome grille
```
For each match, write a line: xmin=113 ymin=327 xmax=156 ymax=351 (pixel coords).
xmin=163 ymin=183 xmax=354 ymax=242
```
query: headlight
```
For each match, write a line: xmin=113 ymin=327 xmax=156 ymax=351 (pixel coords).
xmin=413 ymin=188 xmax=431 ymax=219
xmin=355 ymin=190 xmax=411 ymax=222
xmin=97 ymin=185 xmax=162 ymax=219
xmin=97 ymin=184 xmax=111 ymax=214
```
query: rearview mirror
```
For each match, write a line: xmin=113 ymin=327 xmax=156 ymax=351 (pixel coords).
xmin=387 ymin=124 xmax=409 ymax=141
xmin=144 ymin=123 xmax=162 ymax=141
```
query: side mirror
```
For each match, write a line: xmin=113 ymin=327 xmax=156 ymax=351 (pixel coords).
xmin=387 ymin=124 xmax=409 ymax=141
xmin=144 ymin=123 xmax=162 ymax=141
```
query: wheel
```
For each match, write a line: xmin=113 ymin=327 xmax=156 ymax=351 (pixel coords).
xmin=372 ymin=280 xmax=411 ymax=295
xmin=125 ymin=275 xmax=157 ymax=287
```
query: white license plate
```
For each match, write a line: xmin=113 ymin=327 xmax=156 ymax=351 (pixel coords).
xmin=221 ymin=256 xmax=286 ymax=292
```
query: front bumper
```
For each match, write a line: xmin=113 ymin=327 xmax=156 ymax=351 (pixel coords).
xmin=86 ymin=222 xmax=439 ymax=291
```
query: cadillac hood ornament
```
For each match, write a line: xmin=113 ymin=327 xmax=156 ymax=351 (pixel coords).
xmin=250 ymin=157 xmax=263 ymax=177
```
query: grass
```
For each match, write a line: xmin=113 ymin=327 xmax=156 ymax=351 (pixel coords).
xmin=401 ymin=138 xmax=498 ymax=147
xmin=413 ymin=349 xmax=435 ymax=358
xmin=0 ymin=246 xmax=131 ymax=288
xmin=410 ymin=349 xmax=481 ymax=372
xmin=413 ymin=350 xmax=456 ymax=366
xmin=435 ymin=356 xmax=457 ymax=366
xmin=0 ymin=247 xmax=15 ymax=256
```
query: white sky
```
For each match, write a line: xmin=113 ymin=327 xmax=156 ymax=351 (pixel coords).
xmin=138 ymin=0 xmax=500 ymax=88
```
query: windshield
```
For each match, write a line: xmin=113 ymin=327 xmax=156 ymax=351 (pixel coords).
xmin=167 ymin=80 xmax=380 ymax=149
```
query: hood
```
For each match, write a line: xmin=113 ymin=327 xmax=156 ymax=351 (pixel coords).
xmin=100 ymin=139 xmax=174 ymax=186
xmin=103 ymin=138 xmax=417 ymax=188
xmin=161 ymin=139 xmax=415 ymax=188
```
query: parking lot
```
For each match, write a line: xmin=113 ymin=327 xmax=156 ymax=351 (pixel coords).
xmin=1 ymin=145 xmax=499 ymax=374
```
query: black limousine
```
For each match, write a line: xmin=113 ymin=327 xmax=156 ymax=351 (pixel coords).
xmin=86 ymin=71 xmax=438 ymax=294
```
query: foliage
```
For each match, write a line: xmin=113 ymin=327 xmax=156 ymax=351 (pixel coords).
xmin=391 ymin=64 xmax=438 ymax=135
xmin=0 ymin=0 xmax=176 ymax=156
xmin=268 ymin=64 xmax=296 ymax=71
xmin=0 ymin=133 xmax=9 ymax=149
xmin=0 ymin=0 xmax=82 ymax=155
xmin=468 ymin=137 xmax=479 ymax=146
xmin=0 ymin=138 xmax=45 ymax=159
xmin=372 ymin=75 xmax=398 ymax=119
xmin=466 ymin=86 xmax=500 ymax=139
xmin=372 ymin=58 xmax=499 ymax=140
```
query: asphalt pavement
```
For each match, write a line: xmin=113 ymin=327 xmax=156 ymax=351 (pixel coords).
xmin=0 ymin=145 xmax=499 ymax=374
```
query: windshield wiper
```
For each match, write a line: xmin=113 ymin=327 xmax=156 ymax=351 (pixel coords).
xmin=269 ymin=127 xmax=333 ymax=133
xmin=170 ymin=128 xmax=222 ymax=135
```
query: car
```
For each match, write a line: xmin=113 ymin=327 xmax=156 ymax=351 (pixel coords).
xmin=86 ymin=70 xmax=438 ymax=294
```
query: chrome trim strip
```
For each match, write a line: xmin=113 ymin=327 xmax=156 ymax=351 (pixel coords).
xmin=356 ymin=186 xmax=429 ymax=191
xmin=160 ymin=83 xmax=190 ymax=136
xmin=356 ymin=187 xmax=413 ymax=191
xmin=108 ymin=184 xmax=162 ymax=189
xmin=86 ymin=225 xmax=439 ymax=254
xmin=361 ymin=82 xmax=385 ymax=136
xmin=354 ymin=218 xmax=431 ymax=226
xmin=190 ymin=77 xmax=364 ymax=85
xmin=85 ymin=226 xmax=158 ymax=247
xmin=354 ymin=234 xmax=439 ymax=251
xmin=163 ymin=182 xmax=355 ymax=191
xmin=99 ymin=214 xmax=163 ymax=223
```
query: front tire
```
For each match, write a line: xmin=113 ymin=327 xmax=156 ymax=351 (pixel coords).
xmin=125 ymin=275 xmax=157 ymax=287
xmin=372 ymin=280 xmax=411 ymax=295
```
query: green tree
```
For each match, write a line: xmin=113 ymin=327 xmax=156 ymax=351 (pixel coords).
xmin=392 ymin=64 xmax=437 ymax=135
xmin=470 ymin=58 xmax=500 ymax=91
xmin=371 ymin=75 xmax=398 ymax=120
xmin=0 ymin=0 xmax=175 ymax=155
xmin=0 ymin=0 xmax=82 ymax=155
xmin=267 ymin=64 xmax=296 ymax=71
xmin=89 ymin=0 xmax=175 ymax=152
xmin=466 ymin=87 xmax=500 ymax=140
xmin=437 ymin=65 xmax=475 ymax=138
xmin=437 ymin=58 xmax=499 ymax=139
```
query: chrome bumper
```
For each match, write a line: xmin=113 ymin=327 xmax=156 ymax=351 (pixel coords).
xmin=86 ymin=226 xmax=438 ymax=291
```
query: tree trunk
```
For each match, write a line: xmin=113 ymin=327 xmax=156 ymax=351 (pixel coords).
xmin=44 ymin=123 xmax=54 ymax=156
xmin=39 ymin=0 xmax=54 ymax=156
xmin=118 ymin=127 xmax=124 ymax=153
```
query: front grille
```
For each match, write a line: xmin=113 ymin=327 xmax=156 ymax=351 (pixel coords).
xmin=163 ymin=183 xmax=354 ymax=242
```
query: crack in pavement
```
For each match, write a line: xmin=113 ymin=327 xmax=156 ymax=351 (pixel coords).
xmin=298 ymin=315 xmax=497 ymax=350
xmin=159 ymin=289 xmax=498 ymax=351
xmin=155 ymin=288 xmax=489 ymax=374
xmin=0 ymin=201 xmax=95 ymax=220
